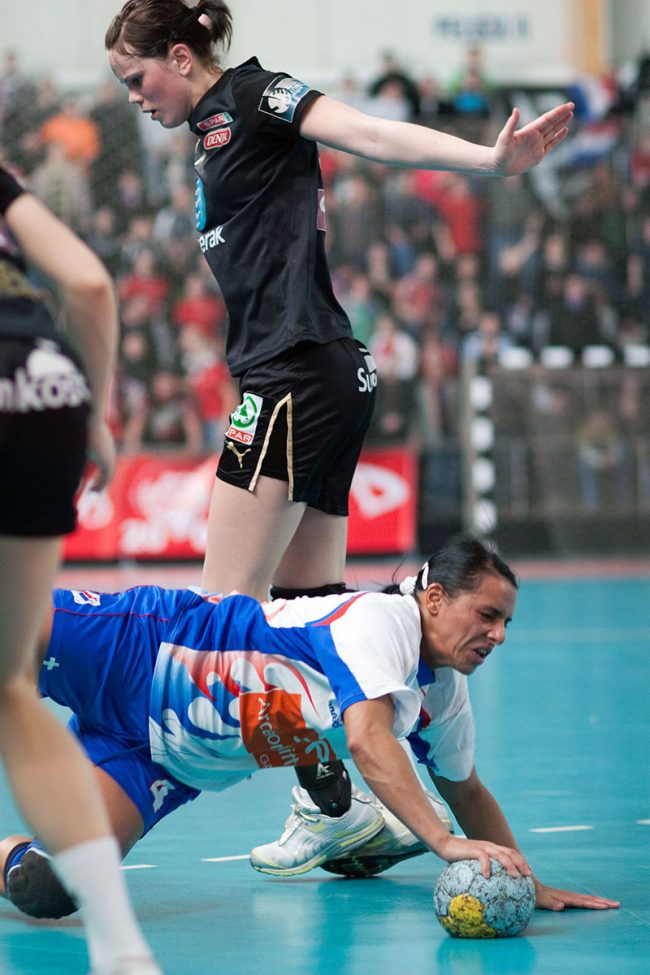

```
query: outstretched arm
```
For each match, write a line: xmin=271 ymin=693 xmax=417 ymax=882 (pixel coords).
xmin=343 ymin=697 xmax=530 ymax=878
xmin=430 ymin=768 xmax=619 ymax=911
xmin=300 ymin=96 xmax=574 ymax=176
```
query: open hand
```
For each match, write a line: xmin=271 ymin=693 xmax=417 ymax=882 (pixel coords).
xmin=494 ymin=102 xmax=574 ymax=175
xmin=534 ymin=880 xmax=620 ymax=911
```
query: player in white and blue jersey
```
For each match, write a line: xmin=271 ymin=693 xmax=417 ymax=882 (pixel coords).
xmin=0 ymin=535 xmax=618 ymax=921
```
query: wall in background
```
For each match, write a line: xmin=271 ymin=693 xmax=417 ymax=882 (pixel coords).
xmin=0 ymin=0 xmax=627 ymax=91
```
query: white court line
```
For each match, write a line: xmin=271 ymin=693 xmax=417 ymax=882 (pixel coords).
xmin=637 ymin=820 xmax=650 ymax=826
xmin=121 ymin=864 xmax=158 ymax=870
xmin=201 ymin=854 xmax=251 ymax=863
xmin=529 ymin=825 xmax=593 ymax=833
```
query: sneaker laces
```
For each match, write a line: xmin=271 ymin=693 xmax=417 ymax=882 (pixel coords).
xmin=276 ymin=787 xmax=322 ymax=845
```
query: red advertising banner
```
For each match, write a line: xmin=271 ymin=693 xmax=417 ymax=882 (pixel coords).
xmin=63 ymin=447 xmax=417 ymax=562
xmin=347 ymin=446 xmax=418 ymax=555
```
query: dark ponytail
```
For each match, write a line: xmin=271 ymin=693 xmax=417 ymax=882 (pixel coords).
xmin=384 ymin=532 xmax=518 ymax=597
xmin=106 ymin=0 xmax=232 ymax=66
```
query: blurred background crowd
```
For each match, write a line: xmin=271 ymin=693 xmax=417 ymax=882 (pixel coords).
xmin=2 ymin=44 xmax=650 ymax=551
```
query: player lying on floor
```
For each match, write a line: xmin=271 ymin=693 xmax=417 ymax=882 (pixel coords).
xmin=0 ymin=534 xmax=618 ymax=919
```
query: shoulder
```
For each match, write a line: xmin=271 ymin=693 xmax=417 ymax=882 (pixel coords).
xmin=231 ymin=58 xmax=322 ymax=130
xmin=326 ymin=592 xmax=422 ymax=662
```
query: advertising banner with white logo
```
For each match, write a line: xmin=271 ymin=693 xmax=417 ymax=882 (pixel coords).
xmin=63 ymin=447 xmax=417 ymax=561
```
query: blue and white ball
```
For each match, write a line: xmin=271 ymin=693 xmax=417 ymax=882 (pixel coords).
xmin=433 ymin=858 xmax=535 ymax=938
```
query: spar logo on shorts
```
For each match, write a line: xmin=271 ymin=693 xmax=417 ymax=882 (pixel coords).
xmin=225 ymin=392 xmax=263 ymax=446
xmin=258 ymin=76 xmax=311 ymax=122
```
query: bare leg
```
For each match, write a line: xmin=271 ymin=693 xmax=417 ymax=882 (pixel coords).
xmin=0 ymin=536 xmax=154 ymax=973
xmin=202 ymin=476 xmax=349 ymax=598
xmin=202 ymin=476 xmax=306 ymax=599
xmin=0 ymin=538 xmax=110 ymax=854
xmin=273 ymin=506 xmax=348 ymax=589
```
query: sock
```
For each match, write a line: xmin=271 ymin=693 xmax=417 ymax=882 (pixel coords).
xmin=296 ymin=759 xmax=352 ymax=817
xmin=51 ymin=836 xmax=151 ymax=974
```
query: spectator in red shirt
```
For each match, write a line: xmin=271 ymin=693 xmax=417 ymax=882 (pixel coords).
xmin=119 ymin=248 xmax=170 ymax=317
xmin=172 ymin=270 xmax=226 ymax=337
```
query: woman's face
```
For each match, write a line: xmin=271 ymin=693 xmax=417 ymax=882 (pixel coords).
xmin=108 ymin=47 xmax=195 ymax=128
xmin=419 ymin=571 xmax=517 ymax=675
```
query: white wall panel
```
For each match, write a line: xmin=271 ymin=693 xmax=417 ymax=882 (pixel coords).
xmin=0 ymin=0 xmax=621 ymax=89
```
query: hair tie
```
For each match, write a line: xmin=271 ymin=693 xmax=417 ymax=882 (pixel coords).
xmin=198 ymin=12 xmax=212 ymax=29
xmin=399 ymin=575 xmax=417 ymax=596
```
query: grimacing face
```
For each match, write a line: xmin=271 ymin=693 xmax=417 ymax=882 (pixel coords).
xmin=419 ymin=571 xmax=517 ymax=675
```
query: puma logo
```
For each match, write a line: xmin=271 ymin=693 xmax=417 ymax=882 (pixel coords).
xmin=226 ymin=441 xmax=252 ymax=469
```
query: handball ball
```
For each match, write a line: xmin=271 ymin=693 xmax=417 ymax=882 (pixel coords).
xmin=433 ymin=859 xmax=535 ymax=938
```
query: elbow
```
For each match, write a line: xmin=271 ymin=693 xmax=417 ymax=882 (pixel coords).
xmin=72 ymin=267 xmax=114 ymax=307
xmin=345 ymin=718 xmax=373 ymax=762
xmin=345 ymin=728 xmax=366 ymax=759
xmin=59 ymin=244 xmax=115 ymax=310
xmin=346 ymin=727 xmax=379 ymax=775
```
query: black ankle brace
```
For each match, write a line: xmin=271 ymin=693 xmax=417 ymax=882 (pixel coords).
xmin=296 ymin=759 xmax=352 ymax=817
xmin=270 ymin=583 xmax=350 ymax=600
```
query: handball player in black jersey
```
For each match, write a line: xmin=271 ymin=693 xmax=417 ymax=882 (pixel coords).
xmin=105 ymin=0 xmax=574 ymax=875
xmin=0 ymin=165 xmax=161 ymax=974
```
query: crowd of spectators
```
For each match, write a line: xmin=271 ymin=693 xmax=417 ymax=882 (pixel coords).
xmin=2 ymin=45 xmax=650 ymax=460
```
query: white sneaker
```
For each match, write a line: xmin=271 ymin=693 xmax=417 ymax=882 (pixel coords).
xmin=250 ymin=786 xmax=384 ymax=877
xmin=321 ymin=790 xmax=453 ymax=877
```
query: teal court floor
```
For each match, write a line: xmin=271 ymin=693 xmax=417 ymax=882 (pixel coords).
xmin=0 ymin=561 xmax=648 ymax=975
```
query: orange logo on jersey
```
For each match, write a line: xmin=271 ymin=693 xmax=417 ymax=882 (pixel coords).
xmin=239 ymin=688 xmax=334 ymax=769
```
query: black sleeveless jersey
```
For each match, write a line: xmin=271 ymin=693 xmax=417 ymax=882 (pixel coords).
xmin=189 ymin=58 xmax=352 ymax=377
xmin=0 ymin=215 xmax=58 ymax=339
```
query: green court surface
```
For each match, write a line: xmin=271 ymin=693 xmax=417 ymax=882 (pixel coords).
xmin=0 ymin=571 xmax=648 ymax=974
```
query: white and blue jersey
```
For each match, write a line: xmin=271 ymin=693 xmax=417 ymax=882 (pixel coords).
xmin=40 ymin=586 xmax=475 ymax=831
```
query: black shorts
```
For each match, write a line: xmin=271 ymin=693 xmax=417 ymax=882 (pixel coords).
xmin=216 ymin=338 xmax=377 ymax=516
xmin=0 ymin=334 xmax=91 ymax=537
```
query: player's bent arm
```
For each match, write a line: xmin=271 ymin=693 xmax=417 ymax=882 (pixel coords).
xmin=343 ymin=698 xmax=530 ymax=879
xmin=3 ymin=192 xmax=118 ymax=488
xmin=429 ymin=767 xmax=520 ymax=849
xmin=300 ymin=96 xmax=574 ymax=176
xmin=429 ymin=768 xmax=620 ymax=910
xmin=344 ymin=698 xmax=453 ymax=850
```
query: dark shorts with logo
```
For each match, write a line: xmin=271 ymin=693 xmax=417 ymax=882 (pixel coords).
xmin=216 ymin=338 xmax=377 ymax=516
xmin=0 ymin=334 xmax=91 ymax=537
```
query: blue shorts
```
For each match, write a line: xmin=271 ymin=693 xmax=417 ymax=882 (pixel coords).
xmin=41 ymin=587 xmax=201 ymax=834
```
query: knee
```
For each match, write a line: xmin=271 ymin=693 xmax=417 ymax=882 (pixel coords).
xmin=0 ymin=672 xmax=36 ymax=707
xmin=0 ymin=677 xmax=36 ymax=733
xmin=4 ymin=842 xmax=78 ymax=919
